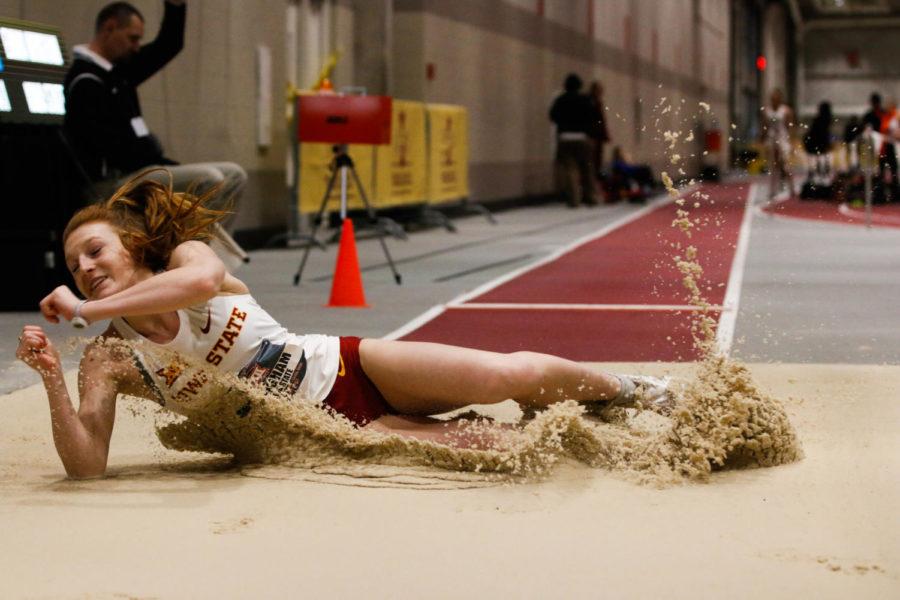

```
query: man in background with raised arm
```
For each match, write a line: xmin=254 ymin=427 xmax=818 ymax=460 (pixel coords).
xmin=63 ymin=1 xmax=247 ymax=243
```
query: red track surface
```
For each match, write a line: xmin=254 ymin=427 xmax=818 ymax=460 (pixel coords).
xmin=763 ymin=198 xmax=900 ymax=228
xmin=402 ymin=308 xmax=718 ymax=362
xmin=401 ymin=183 xmax=751 ymax=361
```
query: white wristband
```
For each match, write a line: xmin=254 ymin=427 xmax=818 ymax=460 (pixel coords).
xmin=72 ymin=300 xmax=89 ymax=329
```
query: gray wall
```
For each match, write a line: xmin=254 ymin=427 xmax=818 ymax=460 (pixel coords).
xmin=393 ymin=0 xmax=731 ymax=201
xmin=800 ymin=23 xmax=900 ymax=119
xmin=762 ymin=2 xmax=790 ymax=102
xmin=2 ymin=0 xmax=732 ymax=233
xmin=1 ymin=0 xmax=301 ymax=234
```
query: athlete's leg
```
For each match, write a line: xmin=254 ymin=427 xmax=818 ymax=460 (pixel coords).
xmin=577 ymin=140 xmax=598 ymax=205
xmin=163 ymin=162 xmax=246 ymax=227
xmin=768 ymin=143 xmax=779 ymax=200
xmin=199 ymin=162 xmax=248 ymax=215
xmin=781 ymin=142 xmax=798 ymax=196
xmin=358 ymin=339 xmax=620 ymax=416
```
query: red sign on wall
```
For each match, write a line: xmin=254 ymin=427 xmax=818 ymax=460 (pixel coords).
xmin=297 ymin=95 xmax=392 ymax=145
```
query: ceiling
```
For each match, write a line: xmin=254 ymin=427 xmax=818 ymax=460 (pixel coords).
xmin=795 ymin=0 xmax=900 ymax=23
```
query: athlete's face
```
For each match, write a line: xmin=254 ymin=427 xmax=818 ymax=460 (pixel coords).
xmin=64 ymin=221 xmax=144 ymax=300
xmin=99 ymin=14 xmax=144 ymax=64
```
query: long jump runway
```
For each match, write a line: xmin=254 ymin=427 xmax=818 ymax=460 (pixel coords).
xmin=393 ymin=183 xmax=752 ymax=361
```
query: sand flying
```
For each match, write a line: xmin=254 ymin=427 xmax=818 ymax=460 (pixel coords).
xmin=76 ymin=101 xmax=802 ymax=489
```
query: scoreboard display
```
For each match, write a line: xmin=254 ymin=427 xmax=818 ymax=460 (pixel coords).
xmin=0 ymin=16 xmax=73 ymax=310
xmin=0 ymin=17 xmax=68 ymax=124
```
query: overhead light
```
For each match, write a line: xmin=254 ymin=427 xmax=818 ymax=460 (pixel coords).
xmin=813 ymin=0 xmax=889 ymax=13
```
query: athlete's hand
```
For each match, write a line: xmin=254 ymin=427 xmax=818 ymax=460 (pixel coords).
xmin=39 ymin=286 xmax=81 ymax=325
xmin=16 ymin=325 xmax=63 ymax=377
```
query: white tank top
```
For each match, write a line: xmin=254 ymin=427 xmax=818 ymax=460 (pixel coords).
xmin=112 ymin=294 xmax=340 ymax=415
xmin=764 ymin=104 xmax=791 ymax=143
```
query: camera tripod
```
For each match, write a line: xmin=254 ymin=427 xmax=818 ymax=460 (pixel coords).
xmin=293 ymin=144 xmax=403 ymax=285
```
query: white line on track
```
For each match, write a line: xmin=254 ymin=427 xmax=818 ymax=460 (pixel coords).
xmin=382 ymin=304 xmax=447 ymax=341
xmin=714 ymin=183 xmax=756 ymax=356
xmin=449 ymin=302 xmax=726 ymax=311
xmin=383 ymin=188 xmax=693 ymax=341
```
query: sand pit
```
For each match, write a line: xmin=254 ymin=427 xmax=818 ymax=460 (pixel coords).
xmin=1 ymin=362 xmax=897 ymax=598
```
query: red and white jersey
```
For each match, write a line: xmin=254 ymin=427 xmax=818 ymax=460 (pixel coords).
xmin=112 ymin=294 xmax=340 ymax=414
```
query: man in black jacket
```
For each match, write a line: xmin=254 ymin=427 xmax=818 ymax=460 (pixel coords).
xmin=549 ymin=73 xmax=598 ymax=207
xmin=64 ymin=1 xmax=246 ymax=230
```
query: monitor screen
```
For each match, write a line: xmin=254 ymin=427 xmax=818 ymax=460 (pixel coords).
xmin=24 ymin=31 xmax=64 ymax=65
xmin=0 ymin=27 xmax=64 ymax=65
xmin=0 ymin=79 xmax=10 ymax=112
xmin=22 ymin=81 xmax=65 ymax=114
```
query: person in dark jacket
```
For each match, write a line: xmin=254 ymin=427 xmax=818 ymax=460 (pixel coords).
xmin=64 ymin=1 xmax=246 ymax=228
xmin=804 ymin=102 xmax=833 ymax=156
xmin=859 ymin=93 xmax=899 ymax=203
xmin=801 ymin=101 xmax=836 ymax=198
xmin=549 ymin=73 xmax=598 ymax=207
xmin=587 ymin=81 xmax=610 ymax=178
xmin=861 ymin=93 xmax=883 ymax=133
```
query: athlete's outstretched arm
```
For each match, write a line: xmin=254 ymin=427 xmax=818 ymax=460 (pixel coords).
xmin=41 ymin=240 xmax=233 ymax=326
xmin=17 ymin=326 xmax=121 ymax=478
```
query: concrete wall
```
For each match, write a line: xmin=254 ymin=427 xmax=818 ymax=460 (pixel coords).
xmin=0 ymin=0 xmax=356 ymax=236
xmin=1 ymin=0 xmax=731 ymax=233
xmin=762 ymin=2 xmax=790 ymax=102
xmin=393 ymin=0 xmax=731 ymax=202
xmin=3 ymin=0 xmax=288 ymax=233
xmin=800 ymin=24 xmax=900 ymax=119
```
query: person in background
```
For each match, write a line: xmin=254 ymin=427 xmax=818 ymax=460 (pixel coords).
xmin=859 ymin=93 xmax=887 ymax=199
xmin=861 ymin=92 xmax=884 ymax=133
xmin=801 ymin=101 xmax=835 ymax=199
xmin=549 ymin=73 xmax=598 ymax=207
xmin=843 ymin=115 xmax=861 ymax=171
xmin=587 ymin=81 xmax=611 ymax=180
xmin=761 ymin=89 xmax=797 ymax=200
xmin=608 ymin=146 xmax=655 ymax=203
xmin=804 ymin=101 xmax=833 ymax=156
xmin=875 ymin=97 xmax=899 ymax=203
xmin=64 ymin=1 xmax=247 ymax=229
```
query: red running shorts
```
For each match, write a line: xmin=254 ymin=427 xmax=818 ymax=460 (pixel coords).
xmin=322 ymin=336 xmax=393 ymax=426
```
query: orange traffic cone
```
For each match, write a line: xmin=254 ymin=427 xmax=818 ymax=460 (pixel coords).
xmin=327 ymin=218 xmax=368 ymax=308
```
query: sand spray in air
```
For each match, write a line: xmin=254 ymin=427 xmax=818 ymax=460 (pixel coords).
xmin=656 ymin=99 xmax=802 ymax=476
xmin=136 ymin=320 xmax=801 ymax=486
xmin=151 ymin=146 xmax=799 ymax=485
xmin=59 ymin=99 xmax=801 ymax=487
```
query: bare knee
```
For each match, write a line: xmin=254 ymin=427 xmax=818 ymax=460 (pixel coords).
xmin=226 ymin=163 xmax=248 ymax=185
xmin=481 ymin=351 xmax=546 ymax=401
xmin=203 ymin=168 xmax=226 ymax=186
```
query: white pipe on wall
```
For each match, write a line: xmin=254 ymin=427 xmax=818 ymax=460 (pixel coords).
xmin=286 ymin=0 xmax=299 ymax=187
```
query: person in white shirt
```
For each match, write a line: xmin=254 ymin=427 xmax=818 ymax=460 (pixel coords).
xmin=761 ymin=89 xmax=797 ymax=200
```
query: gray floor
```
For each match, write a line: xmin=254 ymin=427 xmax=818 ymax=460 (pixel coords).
xmin=733 ymin=185 xmax=900 ymax=365
xmin=4 ymin=177 xmax=899 ymax=394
